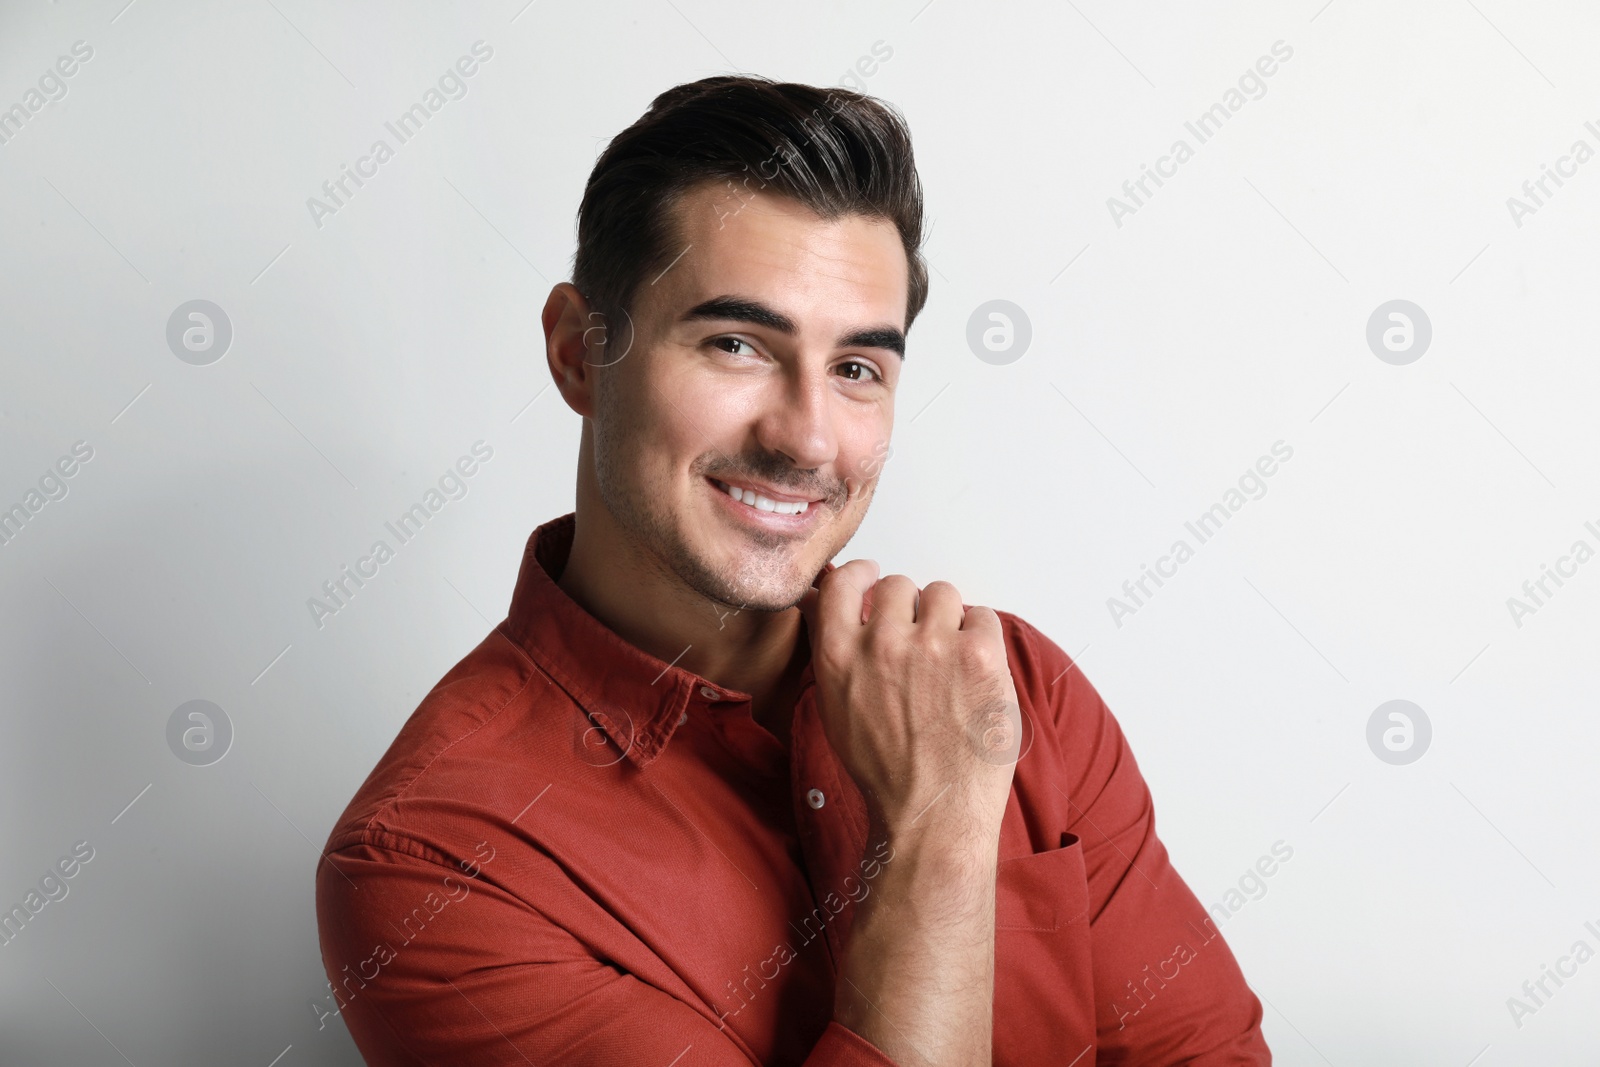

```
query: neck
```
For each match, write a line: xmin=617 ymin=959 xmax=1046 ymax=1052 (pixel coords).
xmin=557 ymin=482 xmax=808 ymax=739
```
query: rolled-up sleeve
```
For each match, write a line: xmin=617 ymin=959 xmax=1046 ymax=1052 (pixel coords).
xmin=314 ymin=840 xmax=898 ymax=1066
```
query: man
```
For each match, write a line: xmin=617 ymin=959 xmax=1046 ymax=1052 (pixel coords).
xmin=316 ymin=75 xmax=1271 ymax=1065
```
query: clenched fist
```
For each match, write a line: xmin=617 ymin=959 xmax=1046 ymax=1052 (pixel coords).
xmin=799 ymin=559 xmax=1022 ymax=846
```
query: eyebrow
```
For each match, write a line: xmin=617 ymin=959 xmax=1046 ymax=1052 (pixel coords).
xmin=681 ymin=295 xmax=906 ymax=359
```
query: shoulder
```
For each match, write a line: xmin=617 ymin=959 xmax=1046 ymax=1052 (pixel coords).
xmin=990 ymin=609 xmax=1152 ymax=828
xmin=992 ymin=609 xmax=1110 ymax=732
xmin=321 ymin=625 xmax=557 ymax=864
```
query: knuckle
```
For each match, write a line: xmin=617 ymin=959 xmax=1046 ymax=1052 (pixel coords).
xmin=958 ymin=638 xmax=995 ymax=669
xmin=821 ymin=565 xmax=856 ymax=593
xmin=916 ymin=631 xmax=950 ymax=662
xmin=964 ymin=604 xmax=997 ymax=625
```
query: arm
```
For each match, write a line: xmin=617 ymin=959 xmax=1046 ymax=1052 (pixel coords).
xmin=1012 ymin=617 xmax=1271 ymax=1064
xmin=314 ymin=841 xmax=896 ymax=1066
xmin=802 ymin=561 xmax=1023 ymax=1066
xmin=833 ymin=820 xmax=999 ymax=1067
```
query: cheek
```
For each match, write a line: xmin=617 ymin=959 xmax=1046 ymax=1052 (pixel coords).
xmin=672 ymin=356 xmax=769 ymax=419
xmin=657 ymin=358 xmax=773 ymax=449
xmin=613 ymin=356 xmax=743 ymax=488
xmin=595 ymin=371 xmax=666 ymax=488
xmin=839 ymin=418 xmax=893 ymax=485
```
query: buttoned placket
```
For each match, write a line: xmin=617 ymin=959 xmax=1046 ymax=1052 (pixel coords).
xmin=784 ymin=688 xmax=876 ymax=976
xmin=683 ymin=674 xmax=860 ymax=974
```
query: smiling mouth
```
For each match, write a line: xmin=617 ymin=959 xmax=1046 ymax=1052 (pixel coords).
xmin=710 ymin=478 xmax=816 ymax=516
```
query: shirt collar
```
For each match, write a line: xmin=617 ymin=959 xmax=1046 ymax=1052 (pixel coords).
xmin=499 ymin=514 xmax=827 ymax=768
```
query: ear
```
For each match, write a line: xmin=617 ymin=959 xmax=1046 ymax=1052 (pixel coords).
xmin=541 ymin=282 xmax=609 ymax=418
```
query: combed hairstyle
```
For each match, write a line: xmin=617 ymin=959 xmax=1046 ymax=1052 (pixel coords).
xmin=571 ymin=74 xmax=928 ymax=340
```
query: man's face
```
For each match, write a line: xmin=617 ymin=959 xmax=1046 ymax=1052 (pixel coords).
xmin=588 ymin=180 xmax=908 ymax=612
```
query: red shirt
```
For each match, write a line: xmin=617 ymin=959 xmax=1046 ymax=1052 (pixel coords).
xmin=316 ymin=514 xmax=1271 ymax=1064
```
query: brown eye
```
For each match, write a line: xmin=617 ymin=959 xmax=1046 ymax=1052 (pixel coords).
xmin=837 ymin=360 xmax=877 ymax=382
xmin=713 ymin=336 xmax=756 ymax=356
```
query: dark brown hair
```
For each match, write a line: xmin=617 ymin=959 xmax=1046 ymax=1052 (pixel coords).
xmin=572 ymin=74 xmax=928 ymax=336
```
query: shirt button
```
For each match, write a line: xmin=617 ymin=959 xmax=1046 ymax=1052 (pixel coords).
xmin=698 ymin=685 xmax=719 ymax=700
xmin=677 ymin=711 xmax=688 ymax=726
xmin=806 ymin=788 xmax=825 ymax=810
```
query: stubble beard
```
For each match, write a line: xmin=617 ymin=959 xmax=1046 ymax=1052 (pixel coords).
xmin=591 ymin=390 xmax=866 ymax=613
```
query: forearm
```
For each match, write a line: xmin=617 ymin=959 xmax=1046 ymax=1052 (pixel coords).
xmin=833 ymin=819 xmax=1000 ymax=1066
xmin=803 ymin=565 xmax=1018 ymax=1066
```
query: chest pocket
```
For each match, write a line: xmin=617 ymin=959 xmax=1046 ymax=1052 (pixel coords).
xmin=995 ymin=831 xmax=1091 ymax=930
xmin=993 ymin=832 xmax=1098 ymax=1063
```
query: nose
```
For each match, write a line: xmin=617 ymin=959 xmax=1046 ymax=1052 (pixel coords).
xmin=755 ymin=362 xmax=838 ymax=472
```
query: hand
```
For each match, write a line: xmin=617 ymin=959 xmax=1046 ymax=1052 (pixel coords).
xmin=799 ymin=560 xmax=1021 ymax=843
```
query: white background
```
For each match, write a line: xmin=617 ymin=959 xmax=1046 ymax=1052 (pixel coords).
xmin=2 ymin=0 xmax=1597 ymax=1063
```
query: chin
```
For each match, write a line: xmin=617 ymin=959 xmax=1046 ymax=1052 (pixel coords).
xmin=706 ymin=553 xmax=817 ymax=613
xmin=645 ymin=493 xmax=859 ymax=613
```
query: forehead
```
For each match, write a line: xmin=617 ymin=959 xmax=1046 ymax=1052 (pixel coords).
xmin=652 ymin=180 xmax=909 ymax=329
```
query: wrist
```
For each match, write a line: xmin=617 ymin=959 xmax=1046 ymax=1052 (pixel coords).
xmin=866 ymin=806 xmax=1001 ymax=883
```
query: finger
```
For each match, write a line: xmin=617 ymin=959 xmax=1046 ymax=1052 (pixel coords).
xmin=868 ymin=574 xmax=919 ymax=626
xmin=816 ymin=559 xmax=879 ymax=638
xmin=915 ymin=580 xmax=965 ymax=629
xmin=957 ymin=603 xmax=1005 ymax=642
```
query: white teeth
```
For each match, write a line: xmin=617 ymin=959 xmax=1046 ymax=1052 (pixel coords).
xmin=716 ymin=480 xmax=809 ymax=515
